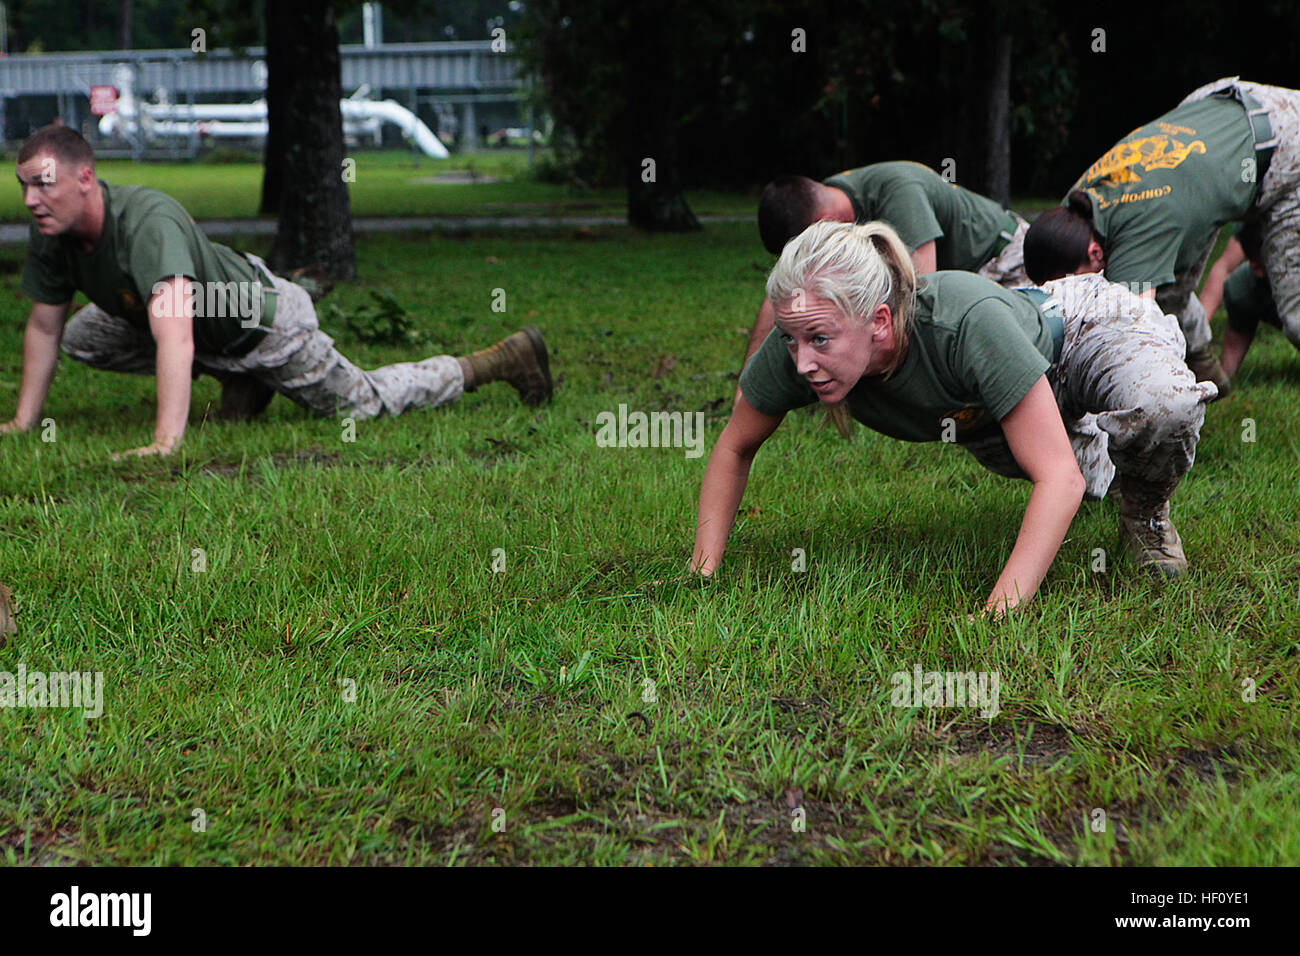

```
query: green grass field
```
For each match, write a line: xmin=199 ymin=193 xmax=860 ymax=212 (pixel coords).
xmin=0 ymin=149 xmax=755 ymax=222
xmin=0 ymin=184 xmax=1297 ymax=864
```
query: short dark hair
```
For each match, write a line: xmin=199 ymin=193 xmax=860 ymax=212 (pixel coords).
xmin=18 ymin=125 xmax=96 ymax=170
xmin=758 ymin=175 xmax=822 ymax=255
xmin=1024 ymin=190 xmax=1099 ymax=284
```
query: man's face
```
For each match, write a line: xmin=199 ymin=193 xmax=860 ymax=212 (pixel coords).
xmin=774 ymin=294 xmax=888 ymax=404
xmin=16 ymin=153 xmax=93 ymax=236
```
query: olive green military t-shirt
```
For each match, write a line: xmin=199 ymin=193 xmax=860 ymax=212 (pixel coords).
xmin=1071 ymin=94 xmax=1258 ymax=289
xmin=1223 ymin=263 xmax=1277 ymax=335
xmin=739 ymin=271 xmax=1054 ymax=443
xmin=20 ymin=181 xmax=275 ymax=354
xmin=822 ymin=162 xmax=1013 ymax=272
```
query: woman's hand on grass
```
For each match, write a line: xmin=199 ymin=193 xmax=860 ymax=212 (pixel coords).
xmin=690 ymin=395 xmax=784 ymax=583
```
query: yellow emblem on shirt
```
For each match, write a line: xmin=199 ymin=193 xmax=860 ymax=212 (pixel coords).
xmin=1084 ymin=131 xmax=1207 ymax=188
xmin=944 ymin=405 xmax=986 ymax=429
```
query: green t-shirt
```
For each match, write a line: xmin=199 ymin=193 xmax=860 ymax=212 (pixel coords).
xmin=1072 ymin=94 xmax=1258 ymax=289
xmin=1223 ymin=263 xmax=1276 ymax=335
xmin=20 ymin=181 xmax=275 ymax=355
xmin=739 ymin=271 xmax=1054 ymax=443
xmin=822 ymin=161 xmax=1013 ymax=272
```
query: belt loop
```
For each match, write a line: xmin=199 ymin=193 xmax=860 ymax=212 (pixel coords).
xmin=247 ymin=254 xmax=279 ymax=298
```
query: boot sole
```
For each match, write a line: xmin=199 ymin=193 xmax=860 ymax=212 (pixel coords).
xmin=1137 ymin=559 xmax=1187 ymax=581
xmin=520 ymin=325 xmax=553 ymax=405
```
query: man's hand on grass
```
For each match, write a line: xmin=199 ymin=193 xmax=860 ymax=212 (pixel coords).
xmin=688 ymin=557 xmax=715 ymax=578
xmin=969 ymin=596 xmax=1019 ymax=623
xmin=111 ymin=437 xmax=180 ymax=461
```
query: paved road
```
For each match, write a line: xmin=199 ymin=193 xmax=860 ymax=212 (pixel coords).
xmin=0 ymin=213 xmax=750 ymax=245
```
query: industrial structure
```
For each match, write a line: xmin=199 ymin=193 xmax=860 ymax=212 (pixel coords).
xmin=0 ymin=39 xmax=528 ymax=159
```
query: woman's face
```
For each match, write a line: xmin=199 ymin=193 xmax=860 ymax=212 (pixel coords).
xmin=773 ymin=294 xmax=893 ymax=404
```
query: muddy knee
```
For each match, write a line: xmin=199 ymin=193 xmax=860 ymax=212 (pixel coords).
xmin=1153 ymin=387 xmax=1208 ymax=444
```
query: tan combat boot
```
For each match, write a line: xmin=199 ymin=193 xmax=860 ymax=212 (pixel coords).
xmin=1185 ymin=346 xmax=1230 ymax=400
xmin=462 ymin=326 xmax=553 ymax=406
xmin=1115 ymin=481 xmax=1188 ymax=580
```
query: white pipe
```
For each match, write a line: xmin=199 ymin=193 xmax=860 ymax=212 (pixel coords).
xmin=340 ymin=98 xmax=448 ymax=157
xmin=124 ymin=116 xmax=388 ymax=141
xmin=144 ymin=119 xmax=269 ymax=137
xmin=138 ymin=101 xmax=269 ymax=120
xmin=100 ymin=90 xmax=450 ymax=158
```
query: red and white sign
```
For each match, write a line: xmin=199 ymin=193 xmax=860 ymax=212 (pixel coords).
xmin=89 ymin=85 xmax=119 ymax=116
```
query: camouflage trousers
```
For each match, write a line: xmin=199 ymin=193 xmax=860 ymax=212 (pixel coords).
xmin=1177 ymin=78 xmax=1300 ymax=352
xmin=960 ymin=273 xmax=1217 ymax=503
xmin=60 ymin=257 xmax=464 ymax=421
xmin=976 ymin=213 xmax=1031 ymax=289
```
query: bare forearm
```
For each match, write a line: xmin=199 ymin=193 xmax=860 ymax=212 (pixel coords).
xmin=1198 ymin=263 xmax=1231 ymax=320
xmin=13 ymin=322 xmax=62 ymax=428
xmin=691 ymin=447 xmax=754 ymax=575
xmin=985 ymin=475 xmax=1083 ymax=612
xmin=1199 ymin=238 xmax=1245 ymax=322
xmin=153 ymin=336 xmax=194 ymax=447
xmin=1220 ymin=325 xmax=1254 ymax=379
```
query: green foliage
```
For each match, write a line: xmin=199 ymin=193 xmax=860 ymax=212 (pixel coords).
xmin=528 ymin=154 xmax=581 ymax=187
xmin=516 ymin=1 xmax=1300 ymax=195
xmin=515 ymin=2 xmax=629 ymax=187
xmin=4 ymin=0 xmax=202 ymax=52
xmin=322 ymin=290 xmax=426 ymax=346
xmin=336 ymin=0 xmax=520 ymax=44
xmin=0 ymin=153 xmax=755 ymax=223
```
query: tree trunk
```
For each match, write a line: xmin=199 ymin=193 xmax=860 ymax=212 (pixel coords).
xmin=264 ymin=0 xmax=356 ymax=280
xmin=984 ymin=19 xmax=1012 ymax=207
xmin=623 ymin=2 xmax=701 ymax=232
xmin=955 ymin=12 xmax=985 ymax=197
xmin=259 ymin=1 xmax=288 ymax=216
xmin=117 ymin=0 xmax=133 ymax=50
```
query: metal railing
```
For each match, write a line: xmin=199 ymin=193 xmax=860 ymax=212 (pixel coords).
xmin=0 ymin=41 xmax=524 ymax=96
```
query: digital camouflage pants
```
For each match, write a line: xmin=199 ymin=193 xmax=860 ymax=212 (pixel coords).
xmin=977 ymin=213 xmax=1031 ymax=289
xmin=60 ymin=256 xmax=465 ymax=420
xmin=960 ymin=273 xmax=1217 ymax=505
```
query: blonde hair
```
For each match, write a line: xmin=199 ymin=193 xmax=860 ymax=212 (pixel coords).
xmin=765 ymin=220 xmax=917 ymax=437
